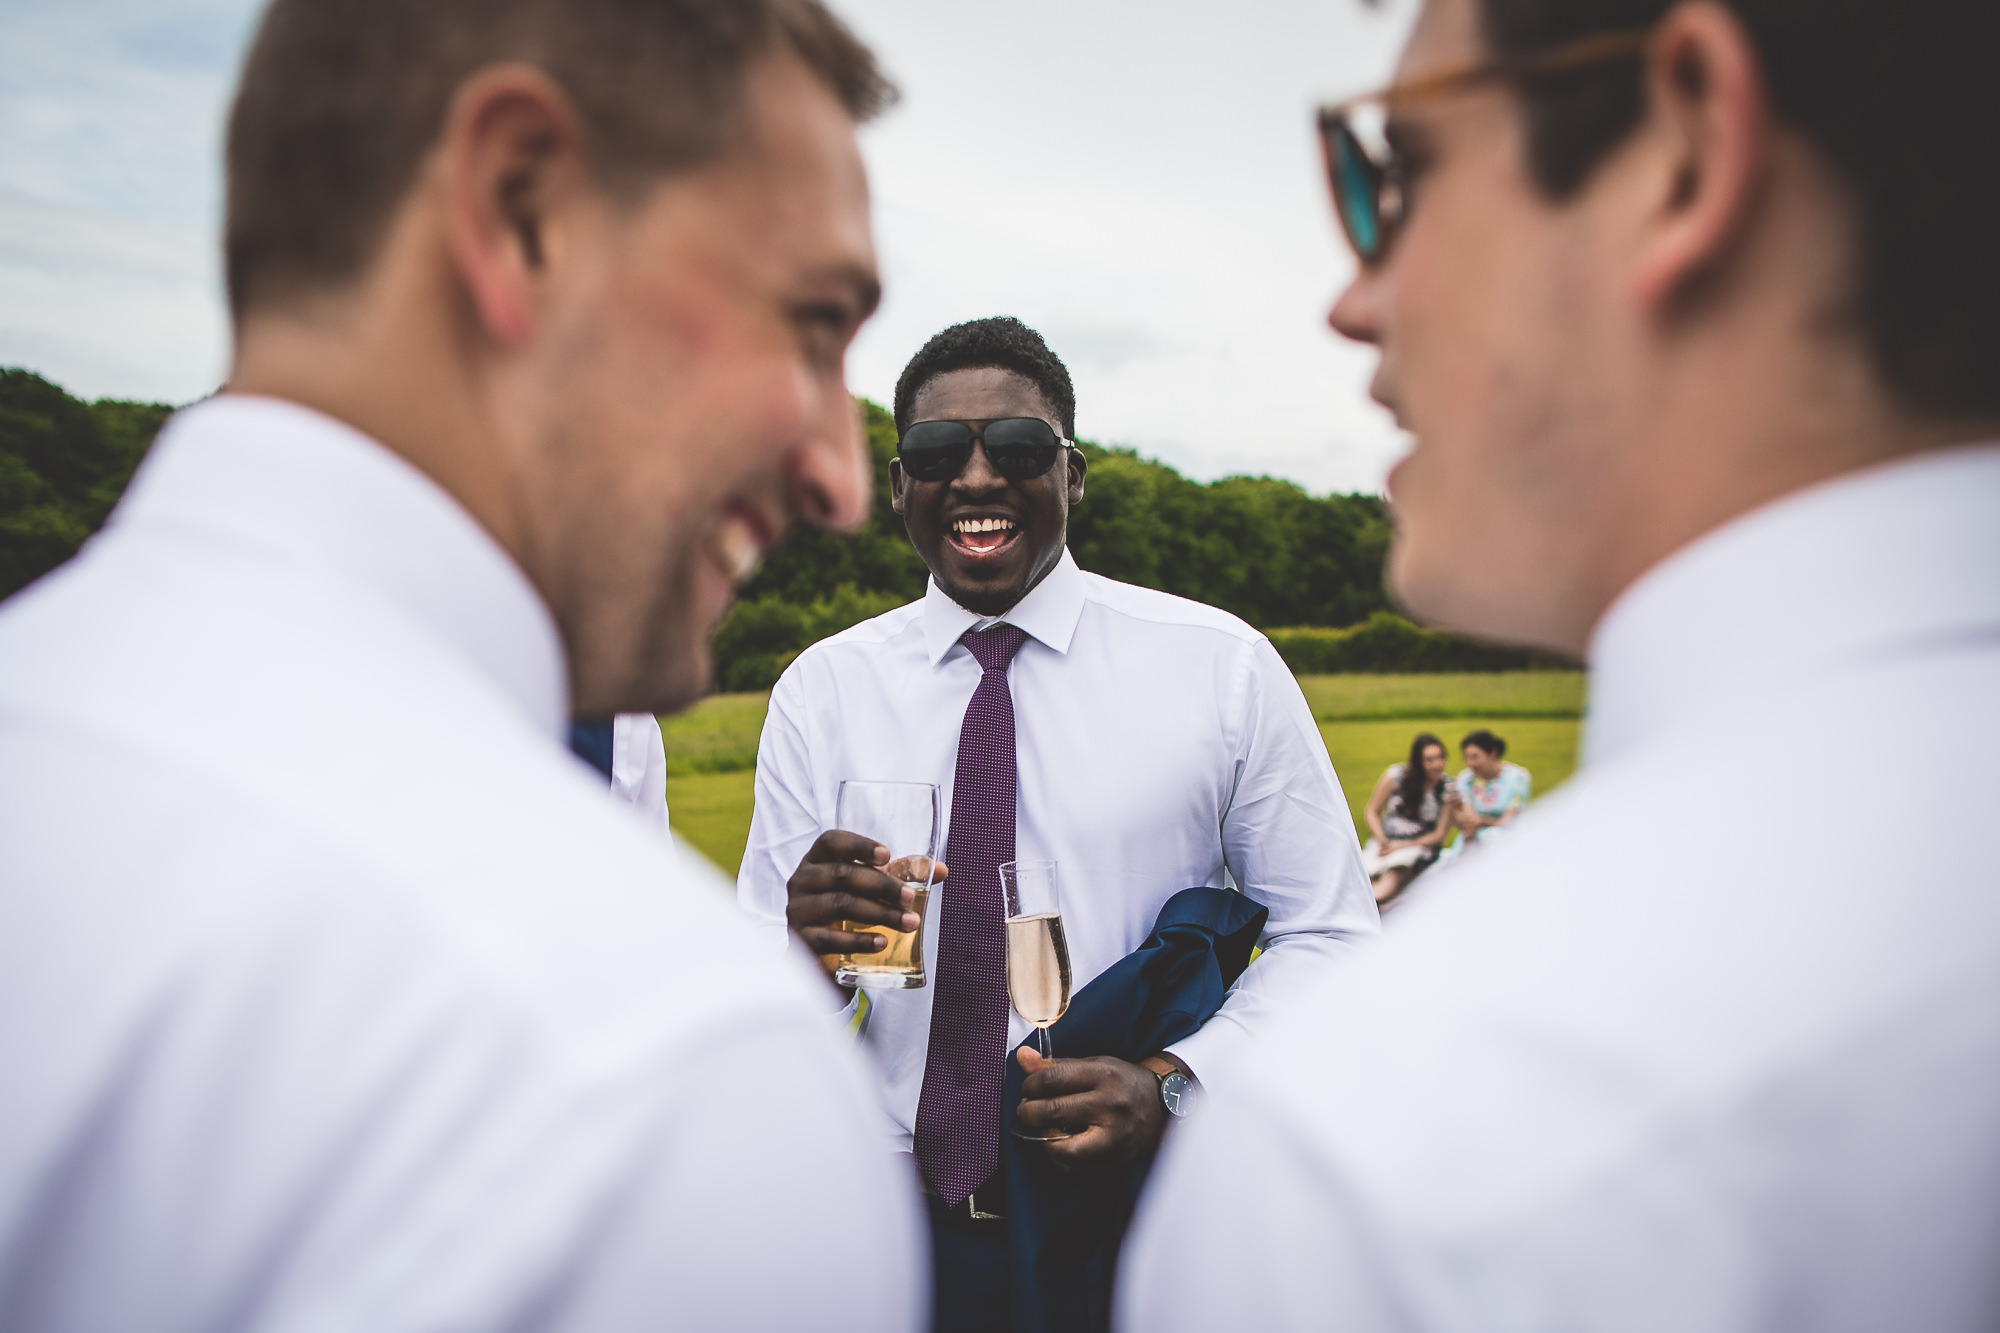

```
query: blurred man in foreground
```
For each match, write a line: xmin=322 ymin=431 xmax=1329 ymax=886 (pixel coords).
xmin=1124 ymin=0 xmax=2000 ymax=1327
xmin=0 ymin=0 xmax=925 ymax=1328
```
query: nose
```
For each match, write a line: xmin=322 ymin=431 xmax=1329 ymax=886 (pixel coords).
xmin=787 ymin=391 xmax=872 ymax=533
xmin=1328 ymin=266 xmax=1384 ymax=346
xmin=950 ymin=438 xmax=1006 ymax=496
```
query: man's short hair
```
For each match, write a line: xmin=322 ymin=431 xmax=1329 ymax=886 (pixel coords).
xmin=1480 ymin=0 xmax=1999 ymax=421
xmin=1460 ymin=729 xmax=1507 ymax=758
xmin=893 ymin=316 xmax=1077 ymax=439
xmin=225 ymin=0 xmax=894 ymax=320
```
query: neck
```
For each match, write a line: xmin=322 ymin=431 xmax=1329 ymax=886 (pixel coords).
xmin=1572 ymin=367 xmax=1991 ymax=661
xmin=1560 ymin=294 xmax=1996 ymax=658
xmin=226 ymin=239 xmax=532 ymax=574
xmin=1536 ymin=134 xmax=2000 ymax=658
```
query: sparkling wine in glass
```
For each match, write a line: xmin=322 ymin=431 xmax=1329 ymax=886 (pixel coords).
xmin=1003 ymin=859 xmax=1072 ymax=1142
xmin=833 ymin=780 xmax=942 ymax=990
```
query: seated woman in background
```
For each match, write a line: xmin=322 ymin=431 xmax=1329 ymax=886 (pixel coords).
xmin=1361 ymin=732 xmax=1458 ymax=908
xmin=1445 ymin=728 xmax=1532 ymax=861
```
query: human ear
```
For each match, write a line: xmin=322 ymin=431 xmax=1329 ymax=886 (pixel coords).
xmin=437 ymin=64 xmax=588 ymax=346
xmin=1630 ymin=2 xmax=1772 ymax=312
xmin=889 ymin=457 xmax=908 ymax=515
xmin=1066 ymin=446 xmax=1087 ymax=506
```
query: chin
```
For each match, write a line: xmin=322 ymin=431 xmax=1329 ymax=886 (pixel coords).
xmin=590 ymin=614 xmax=711 ymax=719
xmin=1388 ymin=507 xmax=1506 ymax=634
xmin=1385 ymin=536 xmax=1456 ymax=629
xmin=647 ymin=645 xmax=711 ymax=717
xmin=938 ymin=573 xmax=1029 ymax=618
xmin=1388 ymin=531 xmax=1565 ymax=654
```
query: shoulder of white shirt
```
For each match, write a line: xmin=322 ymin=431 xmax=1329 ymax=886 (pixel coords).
xmin=1072 ymin=569 xmax=1267 ymax=645
xmin=783 ymin=597 xmax=928 ymax=674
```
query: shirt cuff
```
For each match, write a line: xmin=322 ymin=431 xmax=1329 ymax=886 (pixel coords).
xmin=1157 ymin=1040 xmax=1204 ymax=1088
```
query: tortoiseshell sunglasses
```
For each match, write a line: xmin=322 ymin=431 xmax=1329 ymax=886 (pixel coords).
xmin=1318 ymin=29 xmax=1652 ymax=266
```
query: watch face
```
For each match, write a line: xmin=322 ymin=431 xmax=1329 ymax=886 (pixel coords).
xmin=1160 ymin=1071 xmax=1192 ymax=1117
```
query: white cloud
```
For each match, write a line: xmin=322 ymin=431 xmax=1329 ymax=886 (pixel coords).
xmin=0 ymin=0 xmax=1415 ymax=491
xmin=840 ymin=0 xmax=1417 ymax=493
xmin=0 ymin=0 xmax=254 ymax=400
xmin=0 ymin=193 xmax=227 ymax=401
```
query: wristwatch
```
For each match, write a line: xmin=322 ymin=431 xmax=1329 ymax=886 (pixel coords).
xmin=1156 ymin=1068 xmax=1195 ymax=1119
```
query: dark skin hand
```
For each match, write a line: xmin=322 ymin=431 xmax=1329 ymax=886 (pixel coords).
xmin=785 ymin=830 xmax=945 ymax=981
xmin=788 ymin=838 xmax=1181 ymax=1164
xmin=1013 ymin=1048 xmax=1188 ymax=1174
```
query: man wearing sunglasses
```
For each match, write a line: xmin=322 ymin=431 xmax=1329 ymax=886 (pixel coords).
xmin=1124 ymin=0 xmax=2000 ymax=1328
xmin=737 ymin=316 xmax=1378 ymax=1331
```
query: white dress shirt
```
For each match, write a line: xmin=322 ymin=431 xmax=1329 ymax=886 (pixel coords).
xmin=0 ymin=396 xmax=923 ymax=1332
xmin=1122 ymin=444 xmax=2000 ymax=1333
xmin=737 ymin=549 xmax=1379 ymax=1149
xmin=609 ymin=713 xmax=669 ymax=832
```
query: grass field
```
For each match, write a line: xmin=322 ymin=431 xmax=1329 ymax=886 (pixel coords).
xmin=658 ymin=693 xmax=770 ymax=775
xmin=666 ymin=770 xmax=758 ymax=873
xmin=1298 ymin=671 xmax=1584 ymax=721
xmin=662 ymin=672 xmax=1587 ymax=878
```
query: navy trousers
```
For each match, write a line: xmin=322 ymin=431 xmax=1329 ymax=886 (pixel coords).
xmin=928 ymin=1199 xmax=1008 ymax=1333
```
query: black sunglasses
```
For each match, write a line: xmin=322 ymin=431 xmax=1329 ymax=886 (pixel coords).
xmin=896 ymin=417 xmax=1076 ymax=484
xmin=1317 ymin=29 xmax=1650 ymax=266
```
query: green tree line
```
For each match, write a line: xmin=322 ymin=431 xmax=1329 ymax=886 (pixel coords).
xmin=715 ymin=400 xmax=1551 ymax=687
xmin=2 ymin=368 xmax=1553 ymax=683
xmin=0 ymin=370 xmax=174 ymax=599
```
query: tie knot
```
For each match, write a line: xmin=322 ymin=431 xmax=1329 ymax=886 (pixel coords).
xmin=963 ymin=623 xmax=1028 ymax=673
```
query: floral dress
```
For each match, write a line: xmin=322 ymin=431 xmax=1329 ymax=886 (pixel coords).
xmin=1447 ymin=761 xmax=1531 ymax=857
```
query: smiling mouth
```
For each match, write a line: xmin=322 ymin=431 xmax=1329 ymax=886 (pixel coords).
xmin=948 ymin=515 xmax=1021 ymax=558
xmin=711 ymin=509 xmax=770 ymax=587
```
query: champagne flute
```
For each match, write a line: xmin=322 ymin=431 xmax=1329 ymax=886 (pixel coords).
xmin=1003 ymin=859 xmax=1072 ymax=1142
xmin=833 ymin=780 xmax=942 ymax=990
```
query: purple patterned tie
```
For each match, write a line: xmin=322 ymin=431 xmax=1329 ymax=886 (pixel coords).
xmin=914 ymin=623 xmax=1028 ymax=1205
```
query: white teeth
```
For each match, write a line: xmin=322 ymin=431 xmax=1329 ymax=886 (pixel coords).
xmin=714 ymin=518 xmax=762 ymax=584
xmin=953 ymin=517 xmax=1016 ymax=534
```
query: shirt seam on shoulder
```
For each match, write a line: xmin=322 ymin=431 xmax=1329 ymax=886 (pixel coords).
xmin=1079 ymin=584 xmax=1266 ymax=643
xmin=788 ymin=604 xmax=925 ymax=665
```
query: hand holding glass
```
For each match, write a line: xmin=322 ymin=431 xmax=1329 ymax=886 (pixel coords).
xmin=833 ymin=780 xmax=943 ymax=990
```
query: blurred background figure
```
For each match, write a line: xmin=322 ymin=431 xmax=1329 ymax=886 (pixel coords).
xmin=0 ymin=0 xmax=927 ymax=1328
xmin=569 ymin=714 xmax=671 ymax=834
xmin=1442 ymin=727 xmax=1528 ymax=860
xmin=1360 ymin=731 xmax=1457 ymax=906
xmin=1124 ymin=0 xmax=2000 ymax=1327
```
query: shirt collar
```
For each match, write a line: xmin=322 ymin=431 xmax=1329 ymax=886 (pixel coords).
xmin=1584 ymin=442 xmax=2000 ymax=769
xmin=922 ymin=547 xmax=1088 ymax=666
xmin=114 ymin=394 xmax=569 ymax=739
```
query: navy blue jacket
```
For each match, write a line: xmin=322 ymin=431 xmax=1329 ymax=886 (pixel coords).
xmin=568 ymin=719 xmax=616 ymax=782
xmin=1000 ymin=886 xmax=1268 ymax=1333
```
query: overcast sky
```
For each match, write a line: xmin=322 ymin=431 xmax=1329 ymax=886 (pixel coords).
xmin=0 ymin=0 xmax=1417 ymax=494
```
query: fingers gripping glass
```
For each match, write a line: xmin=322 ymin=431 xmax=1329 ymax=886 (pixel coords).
xmin=833 ymin=780 xmax=943 ymax=991
xmin=1317 ymin=28 xmax=1652 ymax=266
xmin=897 ymin=417 xmax=1076 ymax=484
